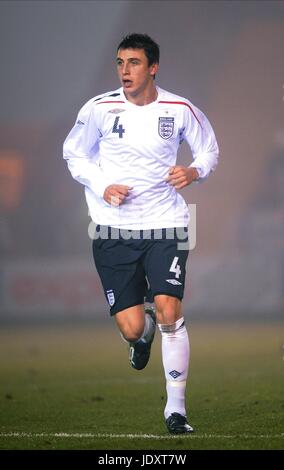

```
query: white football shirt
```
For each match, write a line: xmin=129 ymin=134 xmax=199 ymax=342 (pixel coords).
xmin=63 ymin=86 xmax=219 ymax=229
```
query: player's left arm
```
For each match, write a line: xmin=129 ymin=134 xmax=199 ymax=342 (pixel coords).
xmin=167 ymin=102 xmax=219 ymax=189
xmin=166 ymin=166 xmax=200 ymax=189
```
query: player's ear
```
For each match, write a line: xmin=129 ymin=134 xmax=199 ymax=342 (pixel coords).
xmin=150 ymin=62 xmax=159 ymax=78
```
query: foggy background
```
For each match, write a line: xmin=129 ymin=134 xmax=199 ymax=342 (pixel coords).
xmin=0 ymin=0 xmax=283 ymax=321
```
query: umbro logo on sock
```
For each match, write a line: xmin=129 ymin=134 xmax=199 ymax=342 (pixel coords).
xmin=166 ymin=279 xmax=182 ymax=286
xmin=169 ymin=370 xmax=182 ymax=379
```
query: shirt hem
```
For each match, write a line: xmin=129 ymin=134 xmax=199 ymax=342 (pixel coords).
xmin=90 ymin=220 xmax=189 ymax=230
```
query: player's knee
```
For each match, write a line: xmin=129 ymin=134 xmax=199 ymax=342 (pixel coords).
xmin=120 ymin=324 xmax=144 ymax=343
xmin=155 ymin=296 xmax=181 ymax=324
xmin=155 ymin=305 xmax=181 ymax=324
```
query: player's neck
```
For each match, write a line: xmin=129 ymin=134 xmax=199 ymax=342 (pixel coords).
xmin=124 ymin=84 xmax=158 ymax=106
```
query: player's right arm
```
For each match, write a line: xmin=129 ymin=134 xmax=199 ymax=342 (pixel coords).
xmin=103 ymin=184 xmax=133 ymax=206
xmin=63 ymin=100 xmax=132 ymax=205
xmin=63 ymin=99 xmax=111 ymax=198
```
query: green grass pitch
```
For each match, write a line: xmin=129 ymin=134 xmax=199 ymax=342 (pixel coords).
xmin=0 ymin=320 xmax=283 ymax=450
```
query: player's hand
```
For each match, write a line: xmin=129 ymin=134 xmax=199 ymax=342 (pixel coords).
xmin=103 ymin=184 xmax=133 ymax=206
xmin=166 ymin=166 xmax=199 ymax=189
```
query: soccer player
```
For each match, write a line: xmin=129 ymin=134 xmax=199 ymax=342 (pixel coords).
xmin=63 ymin=33 xmax=219 ymax=434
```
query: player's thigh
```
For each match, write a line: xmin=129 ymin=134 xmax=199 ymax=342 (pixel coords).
xmin=143 ymin=234 xmax=189 ymax=304
xmin=92 ymin=236 xmax=147 ymax=316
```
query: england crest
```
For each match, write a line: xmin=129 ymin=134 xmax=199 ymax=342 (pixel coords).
xmin=158 ymin=117 xmax=174 ymax=139
xmin=106 ymin=289 xmax=115 ymax=306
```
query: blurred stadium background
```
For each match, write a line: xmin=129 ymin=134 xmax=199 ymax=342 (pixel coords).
xmin=0 ymin=0 xmax=283 ymax=322
xmin=0 ymin=0 xmax=283 ymax=451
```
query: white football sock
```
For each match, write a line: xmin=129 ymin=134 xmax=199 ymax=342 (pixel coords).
xmin=158 ymin=317 xmax=189 ymax=419
xmin=141 ymin=312 xmax=155 ymax=343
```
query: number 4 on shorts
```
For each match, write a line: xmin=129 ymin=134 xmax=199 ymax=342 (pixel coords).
xmin=169 ymin=256 xmax=181 ymax=279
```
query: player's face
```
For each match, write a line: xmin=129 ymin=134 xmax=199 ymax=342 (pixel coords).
xmin=116 ymin=48 xmax=158 ymax=99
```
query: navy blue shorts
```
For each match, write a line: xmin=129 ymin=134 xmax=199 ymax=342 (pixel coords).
xmin=92 ymin=225 xmax=189 ymax=316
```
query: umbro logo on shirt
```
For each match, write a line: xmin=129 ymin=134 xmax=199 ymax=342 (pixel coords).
xmin=108 ymin=108 xmax=126 ymax=114
xmin=166 ymin=279 xmax=182 ymax=286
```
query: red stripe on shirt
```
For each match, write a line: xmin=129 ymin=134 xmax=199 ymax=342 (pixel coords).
xmin=97 ymin=101 xmax=125 ymax=105
xmin=158 ymin=100 xmax=201 ymax=126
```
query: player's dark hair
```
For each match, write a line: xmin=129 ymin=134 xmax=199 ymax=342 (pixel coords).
xmin=117 ymin=33 xmax=160 ymax=66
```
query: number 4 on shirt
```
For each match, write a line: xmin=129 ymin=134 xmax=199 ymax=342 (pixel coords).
xmin=112 ymin=117 xmax=125 ymax=138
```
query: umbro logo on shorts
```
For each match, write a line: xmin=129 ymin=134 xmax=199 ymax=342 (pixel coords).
xmin=166 ymin=279 xmax=182 ymax=286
